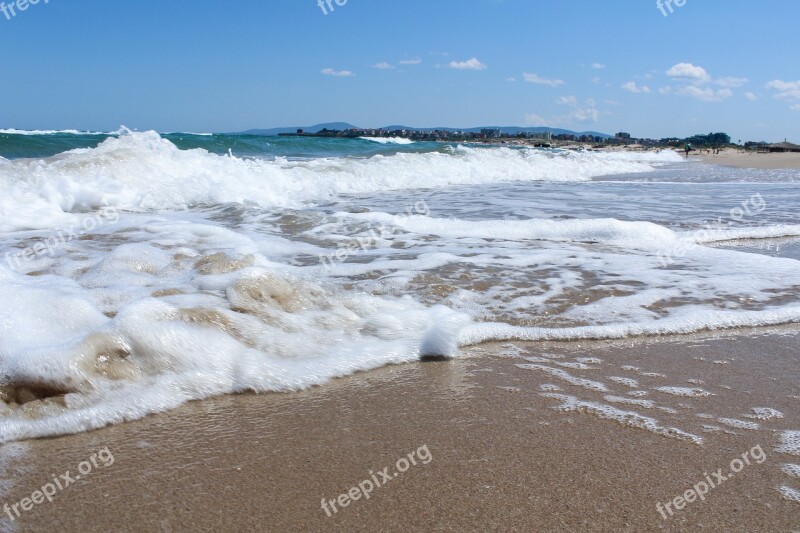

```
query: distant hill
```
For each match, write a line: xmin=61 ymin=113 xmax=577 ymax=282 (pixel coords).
xmin=237 ymin=123 xmax=611 ymax=139
xmin=240 ymin=123 xmax=359 ymax=136
xmin=381 ymin=125 xmax=611 ymax=138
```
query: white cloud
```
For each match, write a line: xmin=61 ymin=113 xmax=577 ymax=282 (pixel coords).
xmin=591 ymin=63 xmax=606 ymax=69
xmin=659 ymin=86 xmax=672 ymax=94
xmin=372 ymin=62 xmax=394 ymax=70
xmin=448 ymin=57 xmax=487 ymax=70
xmin=715 ymin=76 xmax=748 ymax=88
xmin=523 ymin=73 xmax=564 ymax=87
xmin=525 ymin=95 xmax=601 ymax=127
xmin=766 ymin=80 xmax=800 ymax=100
xmin=321 ymin=68 xmax=355 ymax=77
xmin=745 ymin=92 xmax=758 ymax=101
xmin=506 ymin=77 xmax=517 ymax=82
xmin=791 ymin=104 xmax=800 ymax=111
xmin=557 ymin=97 xmax=600 ymax=123
xmin=590 ymin=76 xmax=601 ymax=84
xmin=524 ymin=113 xmax=548 ymax=126
xmin=621 ymin=81 xmax=651 ymax=93
xmin=676 ymin=85 xmax=732 ymax=102
xmin=570 ymin=107 xmax=600 ymax=123
xmin=399 ymin=58 xmax=422 ymax=65
xmin=666 ymin=63 xmax=711 ymax=83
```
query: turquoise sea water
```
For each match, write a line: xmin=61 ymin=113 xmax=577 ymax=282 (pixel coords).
xmin=0 ymin=129 xmax=444 ymax=160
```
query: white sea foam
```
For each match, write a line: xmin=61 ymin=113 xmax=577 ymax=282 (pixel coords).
xmin=781 ymin=464 xmax=800 ymax=478
xmin=777 ymin=431 xmax=800 ymax=456
xmin=604 ymin=395 xmax=656 ymax=409
xmin=0 ymin=442 xmax=29 ymax=498
xmin=0 ymin=132 xmax=679 ymax=231
xmin=0 ymin=129 xmax=106 ymax=135
xmin=686 ymin=224 xmax=800 ymax=244
xmin=360 ymin=137 xmax=416 ymax=145
xmin=609 ymin=376 xmax=639 ymax=388
xmin=539 ymin=384 xmax=562 ymax=392
xmin=1 ymin=131 xmax=799 ymax=442
xmin=653 ymin=387 xmax=713 ymax=398
xmin=717 ymin=418 xmax=759 ymax=430
xmin=540 ymin=392 xmax=702 ymax=444
xmin=745 ymin=407 xmax=784 ymax=420
xmin=0 ymin=219 xmax=472 ymax=442
xmin=515 ymin=364 xmax=608 ymax=392
xmin=777 ymin=485 xmax=800 ymax=503
xmin=457 ymin=306 xmax=800 ymax=345
xmin=343 ymin=212 xmax=679 ymax=248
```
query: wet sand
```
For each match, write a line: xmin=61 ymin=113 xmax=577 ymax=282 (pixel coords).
xmin=3 ymin=329 xmax=800 ymax=532
xmin=697 ymin=150 xmax=800 ymax=169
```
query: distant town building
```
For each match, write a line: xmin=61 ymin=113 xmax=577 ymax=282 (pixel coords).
xmin=554 ymin=134 xmax=577 ymax=142
xmin=529 ymin=132 xmax=552 ymax=141
xmin=615 ymin=132 xmax=631 ymax=139
xmin=480 ymin=128 xmax=501 ymax=139
xmin=764 ymin=141 xmax=800 ymax=153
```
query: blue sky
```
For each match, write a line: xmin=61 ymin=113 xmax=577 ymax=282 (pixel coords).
xmin=1 ymin=0 xmax=799 ymax=141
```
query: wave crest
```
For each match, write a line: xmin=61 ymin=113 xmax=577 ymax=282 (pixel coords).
xmin=0 ymin=132 xmax=679 ymax=231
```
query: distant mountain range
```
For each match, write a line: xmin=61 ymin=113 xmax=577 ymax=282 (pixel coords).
xmin=237 ymin=122 xmax=612 ymax=139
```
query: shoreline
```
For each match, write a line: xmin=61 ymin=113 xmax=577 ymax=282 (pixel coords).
xmin=3 ymin=328 xmax=800 ymax=531
xmin=500 ymin=141 xmax=800 ymax=170
xmin=696 ymin=149 xmax=800 ymax=169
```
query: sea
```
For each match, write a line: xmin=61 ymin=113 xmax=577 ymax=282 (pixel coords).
xmin=1 ymin=128 xmax=799 ymax=442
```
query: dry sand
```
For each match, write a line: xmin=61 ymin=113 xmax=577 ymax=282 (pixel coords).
xmin=3 ymin=328 xmax=800 ymax=532
xmin=697 ymin=149 xmax=800 ymax=169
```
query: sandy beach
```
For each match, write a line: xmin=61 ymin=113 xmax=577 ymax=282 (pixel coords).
xmin=2 ymin=327 xmax=799 ymax=532
xmin=697 ymin=149 xmax=800 ymax=169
